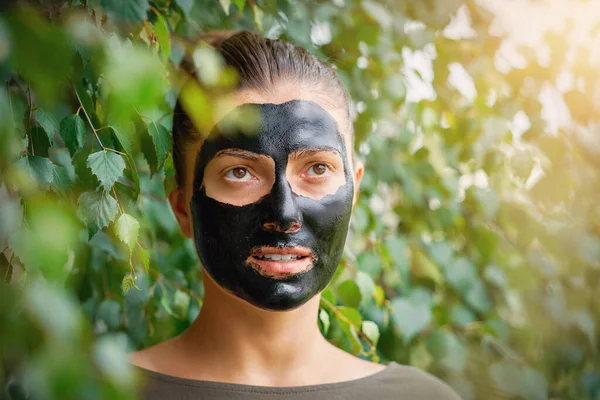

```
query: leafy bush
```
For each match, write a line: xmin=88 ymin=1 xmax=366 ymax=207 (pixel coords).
xmin=1 ymin=1 xmax=599 ymax=399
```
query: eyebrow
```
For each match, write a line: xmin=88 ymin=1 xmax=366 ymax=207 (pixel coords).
xmin=214 ymin=149 xmax=264 ymax=161
xmin=288 ymin=147 xmax=341 ymax=160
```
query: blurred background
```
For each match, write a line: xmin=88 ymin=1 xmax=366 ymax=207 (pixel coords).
xmin=0 ymin=0 xmax=599 ymax=399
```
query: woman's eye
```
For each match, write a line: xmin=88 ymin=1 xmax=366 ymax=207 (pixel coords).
xmin=225 ymin=167 xmax=252 ymax=181
xmin=307 ymin=164 xmax=329 ymax=176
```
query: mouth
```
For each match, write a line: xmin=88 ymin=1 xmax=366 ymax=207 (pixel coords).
xmin=246 ymin=246 xmax=315 ymax=279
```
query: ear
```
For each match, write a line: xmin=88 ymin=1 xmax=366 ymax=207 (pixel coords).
xmin=168 ymin=188 xmax=193 ymax=239
xmin=352 ymin=159 xmax=364 ymax=208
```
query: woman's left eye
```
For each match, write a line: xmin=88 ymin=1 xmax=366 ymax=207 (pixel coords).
xmin=307 ymin=164 xmax=329 ymax=176
xmin=225 ymin=167 xmax=252 ymax=181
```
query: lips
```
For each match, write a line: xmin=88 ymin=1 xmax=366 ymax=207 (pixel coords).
xmin=246 ymin=246 xmax=316 ymax=279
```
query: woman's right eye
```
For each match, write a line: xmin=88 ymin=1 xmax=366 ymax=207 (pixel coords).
xmin=225 ymin=167 xmax=252 ymax=181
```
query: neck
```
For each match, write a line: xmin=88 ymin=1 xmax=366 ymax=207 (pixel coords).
xmin=176 ymin=270 xmax=331 ymax=385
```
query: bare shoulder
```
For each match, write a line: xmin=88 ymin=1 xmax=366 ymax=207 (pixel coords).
xmin=384 ymin=363 xmax=462 ymax=399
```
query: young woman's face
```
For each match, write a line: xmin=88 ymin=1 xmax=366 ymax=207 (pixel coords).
xmin=170 ymin=85 xmax=363 ymax=311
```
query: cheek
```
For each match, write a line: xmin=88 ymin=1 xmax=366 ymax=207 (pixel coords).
xmin=287 ymin=171 xmax=346 ymax=200
xmin=205 ymin=180 xmax=272 ymax=206
xmin=202 ymin=165 xmax=275 ymax=207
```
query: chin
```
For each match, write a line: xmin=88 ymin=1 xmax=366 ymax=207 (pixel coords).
xmin=238 ymin=281 xmax=317 ymax=312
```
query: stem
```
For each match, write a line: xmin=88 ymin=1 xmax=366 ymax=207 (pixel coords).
xmin=111 ymin=187 xmax=125 ymax=214
xmin=3 ymin=253 xmax=15 ymax=283
xmin=5 ymin=81 xmax=16 ymax=129
xmin=72 ymin=82 xmax=105 ymax=150
xmin=134 ymin=108 xmax=150 ymax=128
xmin=149 ymin=267 xmax=203 ymax=307
xmin=320 ymin=296 xmax=376 ymax=353
xmin=26 ymin=86 xmax=34 ymax=156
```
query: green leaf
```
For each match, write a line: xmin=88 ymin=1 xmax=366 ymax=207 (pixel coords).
xmin=163 ymin=154 xmax=177 ymax=195
xmin=34 ymin=109 xmax=59 ymax=144
xmin=252 ymin=3 xmax=264 ymax=31
xmin=410 ymin=341 xmax=433 ymax=370
xmin=444 ymin=257 xmax=477 ymax=294
xmin=490 ymin=362 xmax=547 ymax=400
xmin=361 ymin=320 xmax=380 ymax=346
xmin=385 ymin=235 xmax=410 ymax=271
xmin=30 ymin=126 xmax=51 ymax=157
xmin=109 ymin=124 xmax=132 ymax=154
xmin=122 ymin=274 xmax=139 ymax=294
xmin=175 ymin=0 xmax=193 ymax=15
xmin=77 ymin=191 xmax=119 ymax=238
xmin=570 ymin=310 xmax=596 ymax=350
xmin=51 ymin=164 xmax=71 ymax=194
xmin=357 ymin=251 xmax=383 ymax=279
xmin=103 ymin=35 xmax=164 ymax=126
xmin=110 ymin=125 xmax=140 ymax=199
xmin=347 ymin=325 xmax=363 ymax=354
xmin=97 ymin=299 xmax=122 ymax=330
xmin=17 ymin=156 xmax=54 ymax=189
xmin=87 ymin=150 xmax=126 ymax=191
xmin=99 ymin=0 xmax=150 ymax=23
xmin=465 ymin=279 xmax=491 ymax=314
xmin=413 ymin=249 xmax=443 ymax=285
xmin=148 ymin=122 xmax=171 ymax=171
xmin=154 ymin=14 xmax=171 ymax=63
xmin=219 ymin=0 xmax=231 ymax=15
xmin=134 ymin=246 xmax=150 ymax=273
xmin=160 ymin=291 xmax=178 ymax=318
xmin=451 ymin=305 xmax=476 ymax=327
xmin=232 ymin=0 xmax=246 ymax=13
xmin=174 ymin=290 xmax=191 ymax=318
xmin=355 ymin=271 xmax=376 ymax=307
xmin=320 ymin=287 xmax=336 ymax=305
xmin=426 ymin=331 xmax=468 ymax=373
xmin=59 ymin=114 xmax=86 ymax=156
xmin=337 ymin=306 xmax=362 ymax=326
xmin=391 ymin=288 xmax=433 ymax=342
xmin=115 ymin=213 xmax=139 ymax=252
xmin=319 ymin=309 xmax=330 ymax=334
xmin=4 ymin=9 xmax=73 ymax=103
xmin=337 ymin=280 xmax=362 ymax=308
xmin=335 ymin=307 xmax=363 ymax=355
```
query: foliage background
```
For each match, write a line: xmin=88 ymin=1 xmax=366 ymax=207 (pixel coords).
xmin=1 ymin=0 xmax=599 ymax=399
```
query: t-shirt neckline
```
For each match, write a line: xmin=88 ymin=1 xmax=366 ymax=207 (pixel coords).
xmin=135 ymin=361 xmax=399 ymax=394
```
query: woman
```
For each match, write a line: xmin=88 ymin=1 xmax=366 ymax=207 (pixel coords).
xmin=129 ymin=30 xmax=460 ymax=400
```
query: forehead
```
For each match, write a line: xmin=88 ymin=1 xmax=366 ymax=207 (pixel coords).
xmin=233 ymin=86 xmax=352 ymax=148
xmin=205 ymin=100 xmax=345 ymax=157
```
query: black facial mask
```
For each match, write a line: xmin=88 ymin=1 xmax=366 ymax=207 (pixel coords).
xmin=190 ymin=100 xmax=354 ymax=311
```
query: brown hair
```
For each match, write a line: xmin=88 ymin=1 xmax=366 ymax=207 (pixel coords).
xmin=172 ymin=30 xmax=353 ymax=188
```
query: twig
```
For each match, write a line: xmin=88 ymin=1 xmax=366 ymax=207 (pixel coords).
xmin=26 ymin=86 xmax=34 ymax=156
xmin=320 ymin=296 xmax=375 ymax=353
xmin=111 ymin=187 xmax=125 ymax=214
xmin=148 ymin=267 xmax=203 ymax=307
xmin=134 ymin=108 xmax=150 ymax=128
xmin=3 ymin=253 xmax=15 ymax=283
xmin=5 ymin=81 xmax=16 ymax=130
xmin=72 ymin=82 xmax=105 ymax=149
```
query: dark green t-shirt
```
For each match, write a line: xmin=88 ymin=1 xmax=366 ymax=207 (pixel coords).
xmin=137 ymin=362 xmax=461 ymax=400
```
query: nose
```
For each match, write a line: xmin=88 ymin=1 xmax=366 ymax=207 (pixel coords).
xmin=262 ymin=179 xmax=302 ymax=234
xmin=262 ymin=221 xmax=301 ymax=233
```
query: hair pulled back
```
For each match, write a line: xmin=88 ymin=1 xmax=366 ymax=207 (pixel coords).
xmin=172 ymin=30 xmax=353 ymax=188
